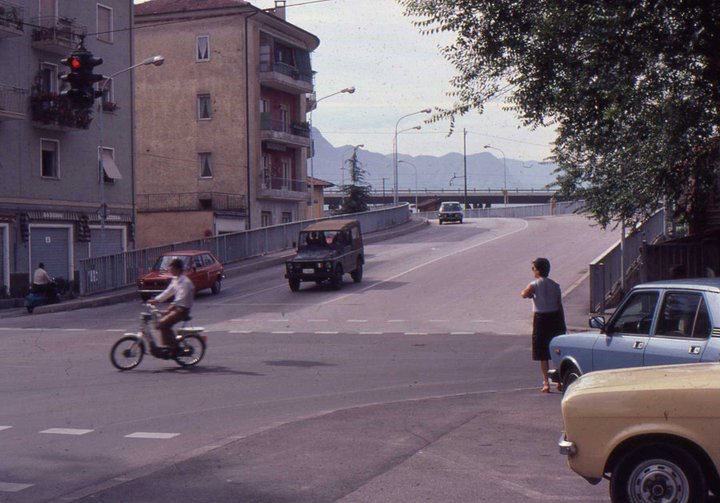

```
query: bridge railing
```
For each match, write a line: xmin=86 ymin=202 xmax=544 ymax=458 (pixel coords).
xmin=418 ymin=201 xmax=580 ymax=220
xmin=78 ymin=205 xmax=410 ymax=296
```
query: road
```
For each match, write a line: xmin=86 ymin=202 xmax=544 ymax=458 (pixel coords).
xmin=0 ymin=215 xmax=618 ymax=502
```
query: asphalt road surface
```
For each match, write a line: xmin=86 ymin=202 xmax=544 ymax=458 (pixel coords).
xmin=0 ymin=215 xmax=619 ymax=502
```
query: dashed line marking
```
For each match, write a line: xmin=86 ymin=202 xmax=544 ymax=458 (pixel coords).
xmin=429 ymin=319 xmax=449 ymax=323
xmin=471 ymin=319 xmax=492 ymax=323
xmin=0 ymin=426 xmax=11 ymax=432
xmin=0 ymin=482 xmax=34 ymax=492
xmin=315 ymin=331 xmax=338 ymax=335
xmin=359 ymin=331 xmax=383 ymax=335
xmin=406 ymin=332 xmax=428 ymax=336
xmin=125 ymin=432 xmax=179 ymax=439
xmin=59 ymin=328 xmax=87 ymax=332
xmin=308 ymin=319 xmax=328 ymax=322
xmin=40 ymin=428 xmax=93 ymax=436
xmin=229 ymin=330 xmax=252 ymax=334
xmin=271 ymin=331 xmax=294 ymax=334
xmin=347 ymin=319 xmax=367 ymax=323
xmin=451 ymin=332 xmax=476 ymax=335
xmin=388 ymin=320 xmax=406 ymax=323
xmin=230 ymin=319 xmax=252 ymax=322
xmin=268 ymin=319 xmax=287 ymax=323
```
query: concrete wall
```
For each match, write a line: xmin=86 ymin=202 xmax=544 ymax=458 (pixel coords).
xmin=135 ymin=211 xmax=214 ymax=249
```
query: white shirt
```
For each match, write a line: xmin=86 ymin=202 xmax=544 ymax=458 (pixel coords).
xmin=33 ymin=268 xmax=52 ymax=285
xmin=531 ymin=277 xmax=562 ymax=313
xmin=155 ymin=274 xmax=195 ymax=309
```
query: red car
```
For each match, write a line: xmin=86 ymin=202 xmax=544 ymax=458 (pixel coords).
xmin=137 ymin=250 xmax=224 ymax=301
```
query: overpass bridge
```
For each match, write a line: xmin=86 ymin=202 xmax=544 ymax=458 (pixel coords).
xmin=323 ymin=187 xmax=560 ymax=210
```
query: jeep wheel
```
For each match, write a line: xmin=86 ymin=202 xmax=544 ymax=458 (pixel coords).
xmin=331 ymin=265 xmax=343 ymax=290
xmin=438 ymin=220 xmax=443 ymax=225
xmin=288 ymin=278 xmax=300 ymax=292
xmin=609 ymin=444 xmax=704 ymax=503
xmin=351 ymin=261 xmax=363 ymax=283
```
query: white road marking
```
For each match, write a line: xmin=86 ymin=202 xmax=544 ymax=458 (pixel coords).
xmin=307 ymin=319 xmax=328 ymax=322
xmin=271 ymin=331 xmax=294 ymax=334
xmin=268 ymin=319 xmax=287 ymax=323
xmin=230 ymin=319 xmax=252 ymax=322
xmin=40 ymin=428 xmax=93 ymax=435
xmin=359 ymin=332 xmax=383 ymax=335
xmin=0 ymin=482 xmax=34 ymax=492
xmin=106 ymin=329 xmax=126 ymax=332
xmin=471 ymin=319 xmax=492 ymax=323
xmin=388 ymin=320 xmax=406 ymax=323
xmin=347 ymin=319 xmax=367 ymax=323
xmin=451 ymin=332 xmax=476 ymax=335
xmin=429 ymin=319 xmax=449 ymax=323
xmin=0 ymin=426 xmax=11 ymax=431
xmin=59 ymin=328 xmax=87 ymax=332
xmin=125 ymin=432 xmax=179 ymax=439
xmin=229 ymin=330 xmax=252 ymax=334
xmin=406 ymin=332 xmax=428 ymax=336
xmin=315 ymin=331 xmax=338 ymax=335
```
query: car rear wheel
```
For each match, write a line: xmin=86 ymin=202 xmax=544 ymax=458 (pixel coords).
xmin=561 ymin=365 xmax=581 ymax=394
xmin=211 ymin=278 xmax=222 ymax=295
xmin=351 ymin=260 xmax=363 ymax=283
xmin=609 ymin=444 xmax=705 ymax=503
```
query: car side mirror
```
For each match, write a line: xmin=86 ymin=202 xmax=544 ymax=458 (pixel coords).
xmin=589 ymin=316 xmax=606 ymax=330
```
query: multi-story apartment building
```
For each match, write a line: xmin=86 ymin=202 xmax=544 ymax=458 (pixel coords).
xmin=133 ymin=0 xmax=319 ymax=247
xmin=0 ymin=0 xmax=134 ymax=296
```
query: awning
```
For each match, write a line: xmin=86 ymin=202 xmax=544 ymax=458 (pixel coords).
xmin=101 ymin=151 xmax=123 ymax=180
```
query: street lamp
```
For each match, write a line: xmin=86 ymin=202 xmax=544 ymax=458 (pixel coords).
xmin=393 ymin=108 xmax=431 ymax=204
xmin=483 ymin=144 xmax=508 ymax=206
xmin=97 ymin=55 xmax=164 ymax=251
xmin=398 ymin=160 xmax=418 ymax=211
xmin=309 ymin=86 xmax=355 ymax=219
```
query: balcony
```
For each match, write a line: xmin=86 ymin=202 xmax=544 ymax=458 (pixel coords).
xmin=258 ymin=176 xmax=308 ymax=201
xmin=259 ymin=60 xmax=313 ymax=94
xmin=0 ymin=83 xmax=27 ymax=121
xmin=260 ymin=113 xmax=312 ymax=148
xmin=31 ymin=16 xmax=86 ymax=55
xmin=30 ymin=92 xmax=92 ymax=131
xmin=136 ymin=192 xmax=247 ymax=213
xmin=0 ymin=1 xmax=23 ymax=38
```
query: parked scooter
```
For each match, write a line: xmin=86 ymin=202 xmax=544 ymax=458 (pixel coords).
xmin=24 ymin=280 xmax=65 ymax=313
xmin=110 ymin=303 xmax=207 ymax=370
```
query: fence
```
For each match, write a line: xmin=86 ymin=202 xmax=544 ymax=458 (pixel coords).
xmin=417 ymin=201 xmax=581 ymax=220
xmin=79 ymin=205 xmax=410 ymax=296
xmin=588 ymin=210 xmax=666 ymax=314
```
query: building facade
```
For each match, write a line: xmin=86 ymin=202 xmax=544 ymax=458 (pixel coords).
xmin=0 ymin=0 xmax=134 ymax=296
xmin=133 ymin=0 xmax=319 ymax=247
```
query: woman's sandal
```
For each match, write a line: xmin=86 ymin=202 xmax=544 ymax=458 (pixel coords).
xmin=541 ymin=383 xmax=550 ymax=393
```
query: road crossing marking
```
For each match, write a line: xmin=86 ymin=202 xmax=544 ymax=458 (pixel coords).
xmin=0 ymin=482 xmax=34 ymax=492
xmin=40 ymin=428 xmax=93 ymax=435
xmin=125 ymin=432 xmax=179 ymax=439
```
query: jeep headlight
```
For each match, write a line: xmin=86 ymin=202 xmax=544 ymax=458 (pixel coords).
xmin=325 ymin=262 xmax=333 ymax=270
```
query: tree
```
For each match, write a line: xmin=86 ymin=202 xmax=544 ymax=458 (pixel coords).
xmin=398 ymin=0 xmax=720 ymax=232
xmin=337 ymin=149 xmax=372 ymax=214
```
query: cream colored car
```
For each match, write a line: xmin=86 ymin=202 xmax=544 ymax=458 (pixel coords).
xmin=559 ymin=363 xmax=720 ymax=503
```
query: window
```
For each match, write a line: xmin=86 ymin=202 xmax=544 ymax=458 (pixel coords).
xmin=199 ymin=152 xmax=213 ymax=178
xmin=100 ymin=147 xmax=120 ymax=183
xmin=281 ymin=159 xmax=291 ymax=190
xmin=40 ymin=63 xmax=57 ymax=94
xmin=656 ymin=293 xmax=711 ymax=339
xmin=196 ymin=35 xmax=210 ymax=61
xmin=281 ymin=212 xmax=292 ymax=223
xmin=261 ymin=211 xmax=272 ymax=227
xmin=609 ymin=291 xmax=659 ymax=335
xmin=262 ymin=154 xmax=271 ymax=188
xmin=41 ymin=139 xmax=59 ymax=178
xmin=96 ymin=4 xmax=113 ymax=43
xmin=279 ymin=105 xmax=289 ymax=132
xmin=197 ymin=94 xmax=212 ymax=120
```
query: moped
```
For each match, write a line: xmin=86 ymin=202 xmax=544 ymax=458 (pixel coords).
xmin=25 ymin=280 xmax=64 ymax=313
xmin=110 ymin=304 xmax=206 ymax=370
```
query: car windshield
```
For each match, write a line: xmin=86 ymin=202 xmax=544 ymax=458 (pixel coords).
xmin=152 ymin=255 xmax=190 ymax=271
xmin=441 ymin=203 xmax=462 ymax=211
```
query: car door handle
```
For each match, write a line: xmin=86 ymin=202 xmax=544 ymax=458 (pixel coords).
xmin=689 ymin=346 xmax=702 ymax=355
xmin=633 ymin=341 xmax=644 ymax=349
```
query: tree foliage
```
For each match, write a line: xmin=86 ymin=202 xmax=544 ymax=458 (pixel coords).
xmin=337 ymin=150 xmax=373 ymax=214
xmin=398 ymin=0 xmax=720 ymax=231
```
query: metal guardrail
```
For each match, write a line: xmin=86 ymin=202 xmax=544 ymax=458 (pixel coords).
xmin=588 ymin=210 xmax=665 ymax=314
xmin=78 ymin=205 xmax=410 ymax=296
xmin=417 ymin=201 xmax=580 ymax=220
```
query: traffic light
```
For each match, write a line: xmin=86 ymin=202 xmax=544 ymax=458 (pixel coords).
xmin=59 ymin=44 xmax=103 ymax=109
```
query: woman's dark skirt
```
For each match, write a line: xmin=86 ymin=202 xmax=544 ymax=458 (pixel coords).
xmin=532 ymin=310 xmax=566 ymax=361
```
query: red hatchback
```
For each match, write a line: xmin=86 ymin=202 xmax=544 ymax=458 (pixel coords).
xmin=137 ymin=250 xmax=224 ymax=301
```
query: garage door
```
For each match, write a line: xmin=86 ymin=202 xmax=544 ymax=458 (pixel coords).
xmin=30 ymin=226 xmax=70 ymax=280
xmin=90 ymin=227 xmax=124 ymax=257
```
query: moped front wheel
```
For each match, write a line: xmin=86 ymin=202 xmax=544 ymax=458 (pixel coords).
xmin=174 ymin=334 xmax=205 ymax=367
xmin=110 ymin=336 xmax=145 ymax=370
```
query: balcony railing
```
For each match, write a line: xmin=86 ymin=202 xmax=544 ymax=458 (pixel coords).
xmin=30 ymin=92 xmax=92 ymax=130
xmin=31 ymin=16 xmax=86 ymax=54
xmin=261 ymin=176 xmax=306 ymax=193
xmin=0 ymin=83 xmax=27 ymax=120
xmin=0 ymin=1 xmax=23 ymax=38
xmin=136 ymin=192 xmax=247 ymax=213
xmin=259 ymin=61 xmax=312 ymax=84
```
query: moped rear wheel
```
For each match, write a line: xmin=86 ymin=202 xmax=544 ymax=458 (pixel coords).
xmin=110 ymin=336 xmax=145 ymax=370
xmin=174 ymin=334 xmax=206 ymax=367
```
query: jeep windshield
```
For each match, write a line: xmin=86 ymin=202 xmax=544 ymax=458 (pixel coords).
xmin=441 ymin=203 xmax=462 ymax=212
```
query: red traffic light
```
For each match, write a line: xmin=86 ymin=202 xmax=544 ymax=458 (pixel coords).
xmin=70 ymin=57 xmax=81 ymax=70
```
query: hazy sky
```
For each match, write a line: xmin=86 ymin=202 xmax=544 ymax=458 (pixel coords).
xmin=135 ymin=0 xmax=557 ymax=161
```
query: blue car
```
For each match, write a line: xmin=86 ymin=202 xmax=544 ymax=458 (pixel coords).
xmin=549 ymin=278 xmax=720 ymax=390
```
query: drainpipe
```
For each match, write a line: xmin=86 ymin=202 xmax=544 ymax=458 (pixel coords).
xmin=245 ymin=9 xmax=260 ymax=229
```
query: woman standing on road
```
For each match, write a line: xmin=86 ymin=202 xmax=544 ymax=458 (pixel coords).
xmin=521 ymin=257 xmax=566 ymax=393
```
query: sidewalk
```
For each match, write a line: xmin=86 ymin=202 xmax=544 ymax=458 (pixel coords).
xmin=0 ymin=218 xmax=430 ymax=319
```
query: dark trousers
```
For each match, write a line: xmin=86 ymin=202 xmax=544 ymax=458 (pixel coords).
xmin=157 ymin=307 xmax=189 ymax=347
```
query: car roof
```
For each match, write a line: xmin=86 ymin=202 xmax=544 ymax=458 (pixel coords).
xmin=633 ymin=277 xmax=720 ymax=293
xmin=301 ymin=219 xmax=360 ymax=232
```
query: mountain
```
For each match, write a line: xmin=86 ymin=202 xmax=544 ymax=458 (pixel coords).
xmin=310 ymin=128 xmax=559 ymax=191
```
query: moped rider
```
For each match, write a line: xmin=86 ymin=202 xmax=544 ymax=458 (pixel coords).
xmin=148 ymin=258 xmax=195 ymax=356
xmin=32 ymin=262 xmax=54 ymax=297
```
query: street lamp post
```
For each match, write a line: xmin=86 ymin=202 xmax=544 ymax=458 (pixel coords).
xmin=483 ymin=144 xmax=508 ymax=206
xmin=398 ymin=160 xmax=418 ymax=210
xmin=393 ymin=108 xmax=431 ymax=205
xmin=309 ymin=86 xmax=355 ymax=219
xmin=97 ymin=55 xmax=164 ymax=252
